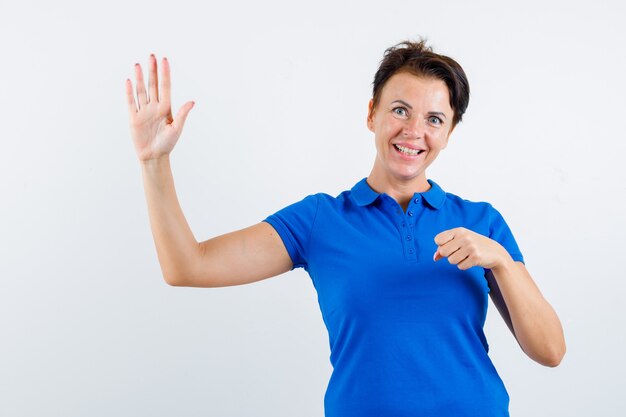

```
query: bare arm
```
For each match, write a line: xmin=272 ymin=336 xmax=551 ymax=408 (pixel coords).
xmin=489 ymin=260 xmax=566 ymax=367
xmin=434 ymin=227 xmax=566 ymax=367
xmin=141 ymin=157 xmax=291 ymax=287
xmin=128 ymin=55 xmax=291 ymax=287
xmin=485 ymin=270 xmax=515 ymax=336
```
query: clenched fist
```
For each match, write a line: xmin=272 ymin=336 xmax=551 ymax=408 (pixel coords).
xmin=433 ymin=227 xmax=512 ymax=271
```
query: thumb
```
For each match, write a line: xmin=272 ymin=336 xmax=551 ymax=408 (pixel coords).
xmin=172 ymin=100 xmax=195 ymax=131
xmin=433 ymin=249 xmax=443 ymax=262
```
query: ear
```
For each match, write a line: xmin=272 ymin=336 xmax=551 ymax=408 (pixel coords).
xmin=366 ymin=99 xmax=375 ymax=132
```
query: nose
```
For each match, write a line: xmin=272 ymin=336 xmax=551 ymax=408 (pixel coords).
xmin=403 ymin=117 xmax=425 ymax=139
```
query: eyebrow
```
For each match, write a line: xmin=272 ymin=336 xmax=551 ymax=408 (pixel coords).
xmin=429 ymin=111 xmax=447 ymax=120
xmin=391 ymin=100 xmax=448 ymax=119
xmin=391 ymin=100 xmax=413 ymax=109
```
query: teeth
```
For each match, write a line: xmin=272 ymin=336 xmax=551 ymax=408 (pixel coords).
xmin=395 ymin=144 xmax=423 ymax=155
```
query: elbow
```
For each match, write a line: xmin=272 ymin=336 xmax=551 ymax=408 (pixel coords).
xmin=162 ymin=271 xmax=216 ymax=288
xmin=162 ymin=272 xmax=191 ymax=287
xmin=540 ymin=354 xmax=563 ymax=368
xmin=163 ymin=274 xmax=183 ymax=287
xmin=520 ymin=332 xmax=566 ymax=367
xmin=536 ymin=342 xmax=566 ymax=368
xmin=161 ymin=243 xmax=205 ymax=287
xmin=546 ymin=345 xmax=566 ymax=368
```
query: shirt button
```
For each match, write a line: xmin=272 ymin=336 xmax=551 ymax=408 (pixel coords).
xmin=414 ymin=197 xmax=420 ymax=203
xmin=408 ymin=249 xmax=414 ymax=254
xmin=407 ymin=211 xmax=414 ymax=217
xmin=406 ymin=235 xmax=412 ymax=241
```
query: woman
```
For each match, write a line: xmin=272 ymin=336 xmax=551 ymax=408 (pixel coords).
xmin=126 ymin=40 xmax=565 ymax=416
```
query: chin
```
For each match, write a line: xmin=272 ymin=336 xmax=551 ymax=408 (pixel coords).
xmin=392 ymin=170 xmax=425 ymax=182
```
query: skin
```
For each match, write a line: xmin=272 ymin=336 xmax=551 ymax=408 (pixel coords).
xmin=128 ymin=56 xmax=565 ymax=367
xmin=366 ymin=71 xmax=454 ymax=210
xmin=127 ymin=55 xmax=291 ymax=288
xmin=367 ymin=70 xmax=565 ymax=367
xmin=126 ymin=54 xmax=194 ymax=161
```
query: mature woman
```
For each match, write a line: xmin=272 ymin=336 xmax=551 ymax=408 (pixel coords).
xmin=126 ymin=40 xmax=565 ymax=417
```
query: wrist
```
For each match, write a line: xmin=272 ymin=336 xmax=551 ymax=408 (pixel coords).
xmin=141 ymin=155 xmax=170 ymax=168
xmin=490 ymin=251 xmax=516 ymax=275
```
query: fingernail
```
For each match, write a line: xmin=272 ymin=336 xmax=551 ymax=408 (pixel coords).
xmin=433 ymin=252 xmax=437 ymax=262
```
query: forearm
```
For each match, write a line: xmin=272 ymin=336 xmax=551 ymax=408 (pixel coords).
xmin=491 ymin=258 xmax=566 ymax=367
xmin=141 ymin=156 xmax=200 ymax=285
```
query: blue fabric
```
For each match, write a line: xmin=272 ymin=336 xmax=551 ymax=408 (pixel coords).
xmin=263 ymin=178 xmax=524 ymax=417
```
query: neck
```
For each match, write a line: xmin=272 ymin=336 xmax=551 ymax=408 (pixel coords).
xmin=367 ymin=165 xmax=431 ymax=211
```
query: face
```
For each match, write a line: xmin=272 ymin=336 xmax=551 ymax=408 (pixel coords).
xmin=367 ymin=71 xmax=455 ymax=187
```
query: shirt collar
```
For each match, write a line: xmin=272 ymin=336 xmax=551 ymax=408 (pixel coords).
xmin=351 ymin=177 xmax=446 ymax=209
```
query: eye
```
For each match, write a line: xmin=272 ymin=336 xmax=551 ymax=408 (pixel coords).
xmin=428 ymin=116 xmax=443 ymax=125
xmin=392 ymin=107 xmax=408 ymax=117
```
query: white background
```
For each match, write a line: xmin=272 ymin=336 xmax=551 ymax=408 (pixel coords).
xmin=1 ymin=0 xmax=625 ymax=416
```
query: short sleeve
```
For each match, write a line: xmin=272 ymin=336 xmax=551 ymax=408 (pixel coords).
xmin=487 ymin=204 xmax=525 ymax=265
xmin=263 ymin=194 xmax=320 ymax=270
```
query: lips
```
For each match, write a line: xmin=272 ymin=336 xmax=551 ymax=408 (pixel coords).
xmin=393 ymin=144 xmax=424 ymax=156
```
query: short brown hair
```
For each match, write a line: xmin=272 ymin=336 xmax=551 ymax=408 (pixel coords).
xmin=371 ymin=39 xmax=470 ymax=127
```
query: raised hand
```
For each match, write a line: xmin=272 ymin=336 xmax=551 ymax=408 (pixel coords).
xmin=126 ymin=54 xmax=194 ymax=162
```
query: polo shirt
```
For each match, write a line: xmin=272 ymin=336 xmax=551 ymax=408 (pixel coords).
xmin=263 ymin=178 xmax=524 ymax=417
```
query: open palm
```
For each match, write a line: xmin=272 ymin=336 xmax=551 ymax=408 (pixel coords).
xmin=126 ymin=54 xmax=194 ymax=162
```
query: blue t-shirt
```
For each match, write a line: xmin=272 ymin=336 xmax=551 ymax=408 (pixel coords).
xmin=264 ymin=178 xmax=524 ymax=417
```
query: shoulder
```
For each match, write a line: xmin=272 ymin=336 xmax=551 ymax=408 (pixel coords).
xmin=440 ymin=188 xmax=496 ymax=217
xmin=266 ymin=184 xmax=354 ymax=221
xmin=434 ymin=184 xmax=511 ymax=236
xmin=438 ymin=186 xmax=521 ymax=255
xmin=279 ymin=191 xmax=344 ymax=209
xmin=295 ymin=183 xmax=361 ymax=208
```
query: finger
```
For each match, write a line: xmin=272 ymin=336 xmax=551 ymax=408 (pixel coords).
xmin=125 ymin=78 xmax=137 ymax=114
xmin=434 ymin=229 xmax=456 ymax=246
xmin=447 ymin=246 xmax=469 ymax=265
xmin=135 ymin=63 xmax=148 ymax=107
xmin=160 ymin=57 xmax=171 ymax=107
xmin=439 ymin=238 xmax=463 ymax=259
xmin=434 ymin=240 xmax=460 ymax=262
xmin=172 ymin=100 xmax=195 ymax=131
xmin=456 ymin=256 xmax=474 ymax=270
xmin=148 ymin=53 xmax=158 ymax=103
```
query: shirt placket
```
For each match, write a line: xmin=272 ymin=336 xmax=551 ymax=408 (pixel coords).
xmin=382 ymin=195 xmax=421 ymax=262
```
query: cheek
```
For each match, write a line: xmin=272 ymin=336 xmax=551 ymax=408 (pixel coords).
xmin=428 ymin=130 xmax=450 ymax=149
xmin=374 ymin=134 xmax=387 ymax=152
xmin=381 ymin=120 xmax=402 ymax=139
xmin=374 ymin=122 xmax=395 ymax=144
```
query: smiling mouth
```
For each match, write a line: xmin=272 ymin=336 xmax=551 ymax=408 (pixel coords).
xmin=394 ymin=144 xmax=424 ymax=156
